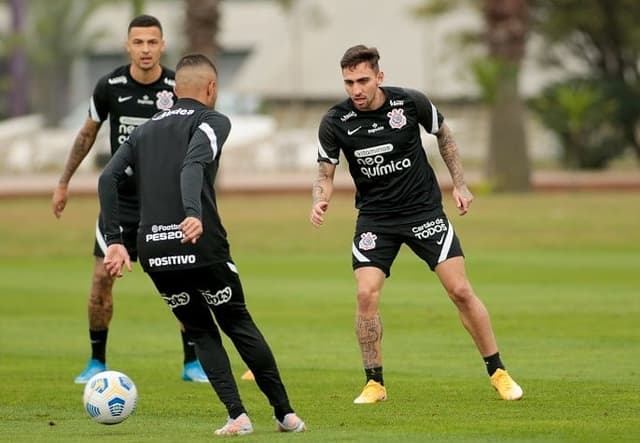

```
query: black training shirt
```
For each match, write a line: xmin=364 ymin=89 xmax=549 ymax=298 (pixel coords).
xmin=90 ymin=65 xmax=176 ymax=208
xmin=98 ymin=98 xmax=232 ymax=273
xmin=318 ymin=86 xmax=445 ymax=218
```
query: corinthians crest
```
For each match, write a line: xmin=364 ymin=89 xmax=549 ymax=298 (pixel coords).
xmin=387 ymin=108 xmax=407 ymax=129
xmin=358 ymin=232 xmax=377 ymax=251
xmin=156 ymin=90 xmax=174 ymax=110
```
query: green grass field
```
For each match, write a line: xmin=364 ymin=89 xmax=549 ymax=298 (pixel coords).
xmin=1 ymin=191 xmax=639 ymax=442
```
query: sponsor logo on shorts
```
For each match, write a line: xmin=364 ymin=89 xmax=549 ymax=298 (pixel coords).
xmin=146 ymin=224 xmax=183 ymax=243
xmin=412 ymin=218 xmax=448 ymax=240
xmin=162 ymin=291 xmax=190 ymax=308
xmin=358 ymin=232 xmax=377 ymax=251
xmin=148 ymin=255 xmax=196 ymax=268
xmin=199 ymin=287 xmax=232 ymax=306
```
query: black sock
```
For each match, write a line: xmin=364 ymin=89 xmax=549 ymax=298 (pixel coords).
xmin=274 ymin=405 xmax=294 ymax=423
xmin=483 ymin=352 xmax=505 ymax=376
xmin=365 ymin=366 xmax=384 ymax=385
xmin=228 ymin=405 xmax=247 ymax=420
xmin=181 ymin=330 xmax=197 ymax=364
xmin=90 ymin=329 xmax=108 ymax=364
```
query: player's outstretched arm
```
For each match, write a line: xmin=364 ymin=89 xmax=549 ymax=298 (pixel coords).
xmin=180 ymin=216 xmax=203 ymax=244
xmin=310 ymin=162 xmax=336 ymax=228
xmin=436 ymin=122 xmax=473 ymax=216
xmin=52 ymin=118 xmax=101 ymax=218
xmin=104 ymin=244 xmax=131 ymax=278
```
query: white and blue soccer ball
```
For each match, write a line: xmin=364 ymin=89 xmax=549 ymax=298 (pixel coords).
xmin=83 ymin=370 xmax=138 ymax=425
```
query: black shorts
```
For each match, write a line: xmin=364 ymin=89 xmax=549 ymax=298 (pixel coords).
xmin=352 ymin=212 xmax=464 ymax=277
xmin=147 ymin=262 xmax=247 ymax=332
xmin=93 ymin=217 xmax=138 ymax=261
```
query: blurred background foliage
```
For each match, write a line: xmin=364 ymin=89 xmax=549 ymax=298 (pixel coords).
xmin=1 ymin=0 xmax=639 ymax=188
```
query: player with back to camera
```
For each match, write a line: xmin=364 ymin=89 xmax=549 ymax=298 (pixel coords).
xmin=51 ymin=14 xmax=208 ymax=384
xmin=97 ymin=53 xmax=306 ymax=436
xmin=310 ymin=44 xmax=523 ymax=403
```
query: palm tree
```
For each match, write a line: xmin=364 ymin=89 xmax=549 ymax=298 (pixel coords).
xmin=7 ymin=0 xmax=28 ymax=117
xmin=27 ymin=0 xmax=130 ymax=126
xmin=415 ymin=0 xmax=531 ymax=191
xmin=483 ymin=0 xmax=530 ymax=191
xmin=183 ymin=0 xmax=220 ymax=59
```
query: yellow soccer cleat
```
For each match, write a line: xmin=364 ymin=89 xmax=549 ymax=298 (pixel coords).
xmin=353 ymin=380 xmax=387 ymax=404
xmin=490 ymin=368 xmax=523 ymax=400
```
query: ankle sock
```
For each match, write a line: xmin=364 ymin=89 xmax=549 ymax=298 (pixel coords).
xmin=89 ymin=329 xmax=108 ymax=363
xmin=483 ymin=352 xmax=505 ymax=376
xmin=365 ymin=366 xmax=384 ymax=385
xmin=181 ymin=330 xmax=197 ymax=364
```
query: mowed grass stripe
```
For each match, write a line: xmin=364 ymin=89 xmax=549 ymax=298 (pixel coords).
xmin=0 ymin=193 xmax=638 ymax=442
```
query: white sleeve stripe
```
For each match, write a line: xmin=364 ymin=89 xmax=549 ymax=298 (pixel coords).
xmin=437 ymin=221 xmax=455 ymax=264
xmin=317 ymin=141 xmax=339 ymax=165
xmin=198 ymin=122 xmax=219 ymax=160
xmin=352 ymin=243 xmax=371 ymax=263
xmin=89 ymin=97 xmax=101 ymax=122
xmin=95 ymin=219 xmax=107 ymax=255
xmin=430 ymin=102 xmax=439 ymax=134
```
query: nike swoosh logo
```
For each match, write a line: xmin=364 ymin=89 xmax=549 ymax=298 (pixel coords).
xmin=436 ymin=234 xmax=445 ymax=245
xmin=118 ymin=96 xmax=133 ymax=103
xmin=347 ymin=126 xmax=362 ymax=136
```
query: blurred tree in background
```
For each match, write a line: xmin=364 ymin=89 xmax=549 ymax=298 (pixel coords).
xmin=5 ymin=0 xmax=28 ymax=118
xmin=483 ymin=0 xmax=530 ymax=190
xmin=3 ymin=0 xmax=145 ymax=126
xmin=27 ymin=0 xmax=116 ymax=126
xmin=529 ymin=0 xmax=640 ymax=168
xmin=183 ymin=0 xmax=220 ymax=59
xmin=416 ymin=0 xmax=531 ymax=192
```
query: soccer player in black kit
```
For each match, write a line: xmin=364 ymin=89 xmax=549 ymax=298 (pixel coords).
xmin=52 ymin=15 xmax=207 ymax=384
xmin=97 ymin=54 xmax=306 ymax=436
xmin=310 ymin=45 xmax=523 ymax=403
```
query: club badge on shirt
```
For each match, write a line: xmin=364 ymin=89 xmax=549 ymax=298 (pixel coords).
xmin=156 ymin=90 xmax=174 ymax=110
xmin=387 ymin=108 xmax=407 ymax=129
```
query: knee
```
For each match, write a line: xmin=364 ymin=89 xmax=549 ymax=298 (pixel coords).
xmin=356 ymin=285 xmax=380 ymax=313
xmin=446 ymin=280 xmax=475 ymax=306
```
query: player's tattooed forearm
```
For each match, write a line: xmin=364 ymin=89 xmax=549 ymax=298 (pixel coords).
xmin=60 ymin=126 xmax=98 ymax=184
xmin=312 ymin=163 xmax=332 ymax=204
xmin=437 ymin=125 xmax=466 ymax=188
xmin=357 ymin=314 xmax=383 ymax=368
xmin=312 ymin=182 xmax=326 ymax=203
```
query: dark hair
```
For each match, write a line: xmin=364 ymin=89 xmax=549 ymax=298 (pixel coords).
xmin=176 ymin=53 xmax=218 ymax=75
xmin=128 ymin=14 xmax=163 ymax=35
xmin=340 ymin=45 xmax=380 ymax=71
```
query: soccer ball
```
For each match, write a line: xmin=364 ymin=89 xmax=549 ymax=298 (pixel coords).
xmin=83 ymin=370 xmax=138 ymax=425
